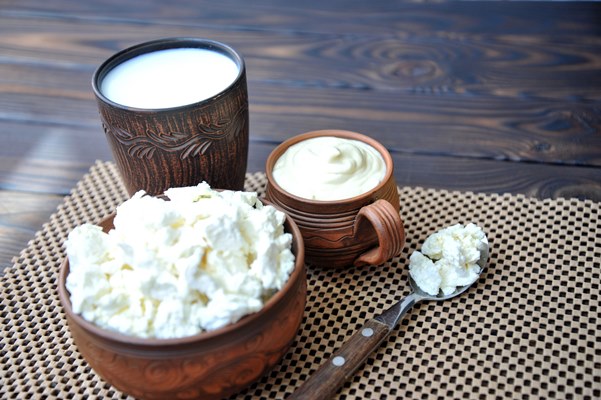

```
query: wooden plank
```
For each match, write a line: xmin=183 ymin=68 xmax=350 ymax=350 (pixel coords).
xmin=247 ymin=84 xmax=601 ymax=167
xmin=0 ymin=125 xmax=599 ymax=200
xmin=255 ymin=142 xmax=601 ymax=201
xmin=1 ymin=13 xmax=599 ymax=169
xmin=2 ymin=70 xmax=599 ymax=167
xmin=1 ymin=72 xmax=600 ymax=195
xmin=4 ymin=0 xmax=600 ymax=37
xmin=0 ymin=11 xmax=600 ymax=100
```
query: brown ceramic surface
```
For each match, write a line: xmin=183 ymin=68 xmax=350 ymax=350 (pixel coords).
xmin=92 ymin=38 xmax=249 ymax=196
xmin=265 ymin=130 xmax=405 ymax=268
xmin=58 ymin=212 xmax=306 ymax=400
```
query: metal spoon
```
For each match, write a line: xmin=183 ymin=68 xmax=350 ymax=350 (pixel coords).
xmin=288 ymin=245 xmax=489 ymax=400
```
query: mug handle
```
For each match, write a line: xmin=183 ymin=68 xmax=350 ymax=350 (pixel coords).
xmin=353 ymin=199 xmax=405 ymax=267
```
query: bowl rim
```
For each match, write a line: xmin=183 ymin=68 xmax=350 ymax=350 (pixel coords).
xmin=265 ymin=129 xmax=395 ymax=205
xmin=57 ymin=206 xmax=305 ymax=346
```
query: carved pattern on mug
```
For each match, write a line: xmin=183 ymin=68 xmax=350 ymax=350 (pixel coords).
xmin=101 ymin=104 xmax=246 ymax=160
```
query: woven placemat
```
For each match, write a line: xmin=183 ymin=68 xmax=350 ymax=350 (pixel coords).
xmin=1 ymin=161 xmax=599 ymax=400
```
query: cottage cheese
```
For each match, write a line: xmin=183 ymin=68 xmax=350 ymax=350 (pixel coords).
xmin=65 ymin=183 xmax=295 ymax=339
xmin=409 ymin=223 xmax=488 ymax=296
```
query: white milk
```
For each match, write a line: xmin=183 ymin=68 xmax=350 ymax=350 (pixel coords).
xmin=101 ymin=48 xmax=239 ymax=109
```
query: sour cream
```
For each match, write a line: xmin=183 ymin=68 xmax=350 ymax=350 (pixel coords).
xmin=272 ymin=136 xmax=387 ymax=201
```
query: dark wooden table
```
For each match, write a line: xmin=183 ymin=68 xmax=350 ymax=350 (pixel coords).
xmin=1 ymin=0 xmax=600 ymax=272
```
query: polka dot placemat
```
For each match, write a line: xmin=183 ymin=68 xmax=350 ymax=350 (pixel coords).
xmin=1 ymin=161 xmax=599 ymax=399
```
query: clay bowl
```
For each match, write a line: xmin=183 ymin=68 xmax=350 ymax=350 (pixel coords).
xmin=265 ymin=129 xmax=405 ymax=268
xmin=58 ymin=212 xmax=306 ymax=400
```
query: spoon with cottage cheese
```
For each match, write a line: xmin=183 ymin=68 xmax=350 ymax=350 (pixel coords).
xmin=289 ymin=223 xmax=489 ymax=400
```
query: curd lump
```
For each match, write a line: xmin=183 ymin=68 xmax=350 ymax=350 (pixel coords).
xmin=409 ymin=223 xmax=488 ymax=296
xmin=272 ymin=136 xmax=386 ymax=201
xmin=65 ymin=183 xmax=295 ymax=339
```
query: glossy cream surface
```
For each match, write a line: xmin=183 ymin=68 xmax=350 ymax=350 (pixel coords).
xmin=272 ymin=136 xmax=387 ymax=201
xmin=101 ymin=48 xmax=239 ymax=109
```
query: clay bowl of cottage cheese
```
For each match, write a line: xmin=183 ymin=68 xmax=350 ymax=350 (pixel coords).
xmin=58 ymin=183 xmax=306 ymax=400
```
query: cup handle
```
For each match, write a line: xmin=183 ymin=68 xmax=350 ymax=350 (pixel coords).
xmin=353 ymin=199 xmax=405 ymax=267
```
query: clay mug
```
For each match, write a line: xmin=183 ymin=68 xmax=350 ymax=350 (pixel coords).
xmin=265 ymin=130 xmax=405 ymax=268
xmin=92 ymin=38 xmax=249 ymax=196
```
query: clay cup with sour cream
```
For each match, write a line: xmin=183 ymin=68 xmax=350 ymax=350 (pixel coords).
xmin=265 ymin=130 xmax=405 ymax=268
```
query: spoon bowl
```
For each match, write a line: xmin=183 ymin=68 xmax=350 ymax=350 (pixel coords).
xmin=289 ymin=242 xmax=490 ymax=400
xmin=409 ymin=243 xmax=490 ymax=301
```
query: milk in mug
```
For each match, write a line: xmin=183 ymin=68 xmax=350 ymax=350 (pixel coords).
xmin=101 ymin=48 xmax=239 ymax=109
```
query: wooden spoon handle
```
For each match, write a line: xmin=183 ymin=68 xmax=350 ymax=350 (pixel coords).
xmin=287 ymin=318 xmax=391 ymax=400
